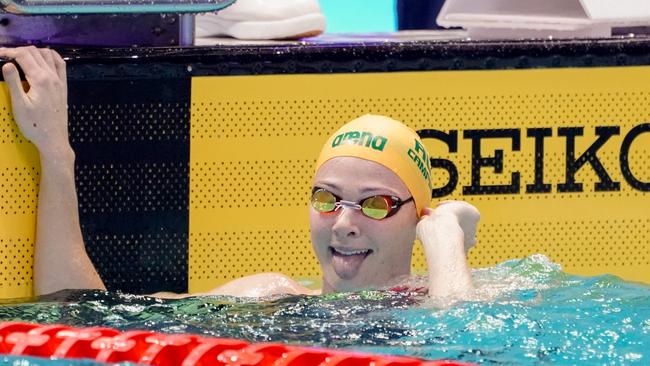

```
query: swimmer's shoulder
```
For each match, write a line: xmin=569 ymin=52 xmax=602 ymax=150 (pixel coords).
xmin=205 ymin=272 xmax=321 ymax=297
xmin=150 ymin=273 xmax=320 ymax=299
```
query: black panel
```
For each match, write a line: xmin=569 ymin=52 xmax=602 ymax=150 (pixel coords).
xmin=56 ymin=35 xmax=650 ymax=79
xmin=68 ymin=77 xmax=189 ymax=294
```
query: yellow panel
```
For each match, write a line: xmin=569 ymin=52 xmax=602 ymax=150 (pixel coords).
xmin=0 ymin=84 xmax=39 ymax=299
xmin=190 ymin=67 xmax=650 ymax=292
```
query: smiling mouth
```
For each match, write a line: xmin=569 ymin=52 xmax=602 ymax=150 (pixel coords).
xmin=329 ymin=246 xmax=373 ymax=280
xmin=330 ymin=247 xmax=373 ymax=257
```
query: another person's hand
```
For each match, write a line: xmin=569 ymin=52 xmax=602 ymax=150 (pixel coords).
xmin=0 ymin=46 xmax=69 ymax=156
xmin=417 ymin=201 xmax=480 ymax=254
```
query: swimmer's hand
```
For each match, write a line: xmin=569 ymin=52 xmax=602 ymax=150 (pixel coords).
xmin=417 ymin=200 xmax=479 ymax=301
xmin=0 ymin=46 xmax=69 ymax=155
xmin=428 ymin=201 xmax=480 ymax=254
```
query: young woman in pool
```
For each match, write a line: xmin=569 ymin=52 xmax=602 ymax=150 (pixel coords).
xmin=1 ymin=46 xmax=479 ymax=300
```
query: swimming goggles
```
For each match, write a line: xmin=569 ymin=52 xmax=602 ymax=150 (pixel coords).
xmin=310 ymin=187 xmax=414 ymax=220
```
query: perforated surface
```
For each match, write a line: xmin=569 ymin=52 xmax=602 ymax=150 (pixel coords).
xmin=191 ymin=229 xmax=319 ymax=282
xmin=0 ymin=94 xmax=39 ymax=298
xmin=69 ymin=79 xmax=190 ymax=294
xmin=190 ymin=68 xmax=650 ymax=291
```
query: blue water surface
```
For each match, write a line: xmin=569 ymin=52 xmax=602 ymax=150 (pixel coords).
xmin=0 ymin=255 xmax=648 ymax=365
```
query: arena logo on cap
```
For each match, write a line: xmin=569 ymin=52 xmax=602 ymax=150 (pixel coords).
xmin=331 ymin=131 xmax=388 ymax=151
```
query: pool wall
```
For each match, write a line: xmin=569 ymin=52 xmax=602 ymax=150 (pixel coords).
xmin=0 ymin=35 xmax=649 ymax=298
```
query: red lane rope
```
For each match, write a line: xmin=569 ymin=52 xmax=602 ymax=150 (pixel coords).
xmin=0 ymin=321 xmax=475 ymax=366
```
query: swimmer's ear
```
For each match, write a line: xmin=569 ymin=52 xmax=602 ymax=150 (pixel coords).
xmin=420 ymin=207 xmax=434 ymax=217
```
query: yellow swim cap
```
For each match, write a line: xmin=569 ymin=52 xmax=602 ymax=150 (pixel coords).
xmin=315 ymin=114 xmax=432 ymax=217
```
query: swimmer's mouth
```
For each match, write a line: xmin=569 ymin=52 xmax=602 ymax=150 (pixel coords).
xmin=330 ymin=247 xmax=373 ymax=257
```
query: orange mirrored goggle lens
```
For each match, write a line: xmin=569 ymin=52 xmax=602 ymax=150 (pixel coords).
xmin=311 ymin=189 xmax=337 ymax=213
xmin=310 ymin=189 xmax=393 ymax=220
xmin=360 ymin=195 xmax=393 ymax=219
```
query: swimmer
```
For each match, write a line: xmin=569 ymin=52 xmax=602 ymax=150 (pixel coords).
xmin=2 ymin=46 xmax=479 ymax=301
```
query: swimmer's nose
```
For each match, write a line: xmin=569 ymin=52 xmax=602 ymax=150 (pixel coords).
xmin=331 ymin=205 xmax=360 ymax=238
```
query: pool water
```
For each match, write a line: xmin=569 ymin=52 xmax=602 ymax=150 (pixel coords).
xmin=0 ymin=254 xmax=648 ymax=365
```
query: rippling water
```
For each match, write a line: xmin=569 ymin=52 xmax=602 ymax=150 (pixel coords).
xmin=1 ymin=255 xmax=649 ymax=365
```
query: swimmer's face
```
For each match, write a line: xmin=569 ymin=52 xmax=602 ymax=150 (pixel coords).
xmin=310 ymin=157 xmax=418 ymax=293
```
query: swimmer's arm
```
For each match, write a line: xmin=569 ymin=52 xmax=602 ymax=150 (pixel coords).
xmin=0 ymin=47 xmax=105 ymax=295
xmin=417 ymin=202 xmax=479 ymax=300
xmin=151 ymin=273 xmax=319 ymax=299
xmin=151 ymin=291 xmax=194 ymax=299
xmin=36 ymin=150 xmax=106 ymax=295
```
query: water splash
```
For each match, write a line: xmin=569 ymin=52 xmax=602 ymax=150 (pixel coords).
xmin=0 ymin=255 xmax=648 ymax=365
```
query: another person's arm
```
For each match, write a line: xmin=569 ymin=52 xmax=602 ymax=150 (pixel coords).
xmin=417 ymin=201 xmax=479 ymax=300
xmin=0 ymin=46 xmax=105 ymax=295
